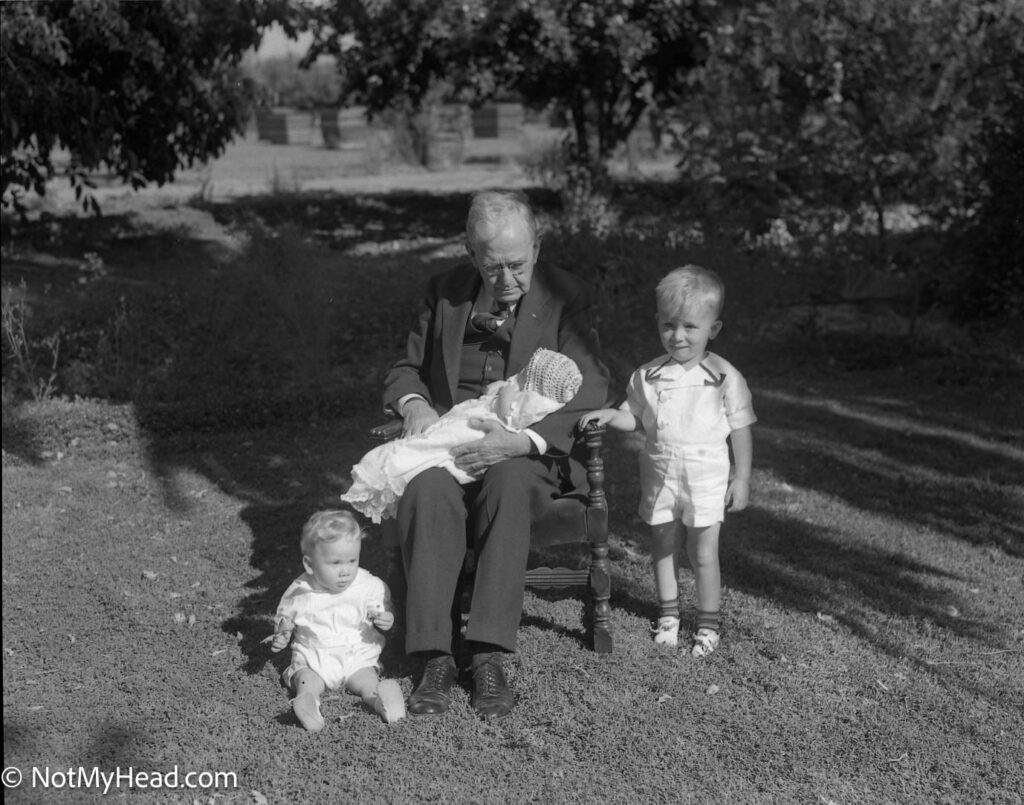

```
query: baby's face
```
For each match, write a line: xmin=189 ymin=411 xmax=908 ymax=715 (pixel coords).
xmin=303 ymin=538 xmax=360 ymax=594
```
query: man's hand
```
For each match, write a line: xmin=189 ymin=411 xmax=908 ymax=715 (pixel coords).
xmin=402 ymin=398 xmax=439 ymax=437
xmin=450 ymin=418 xmax=531 ymax=476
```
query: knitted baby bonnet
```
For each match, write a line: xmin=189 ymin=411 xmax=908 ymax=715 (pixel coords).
xmin=521 ymin=349 xmax=583 ymax=403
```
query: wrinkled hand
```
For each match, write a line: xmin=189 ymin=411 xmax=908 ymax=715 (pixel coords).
xmin=726 ymin=478 xmax=750 ymax=512
xmin=402 ymin=399 xmax=439 ymax=437
xmin=450 ymin=418 xmax=531 ymax=477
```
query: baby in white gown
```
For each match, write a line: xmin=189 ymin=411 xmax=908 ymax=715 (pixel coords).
xmin=341 ymin=348 xmax=583 ymax=523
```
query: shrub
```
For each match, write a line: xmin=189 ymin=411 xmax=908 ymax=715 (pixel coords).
xmin=1 ymin=282 xmax=60 ymax=402
xmin=949 ymin=84 xmax=1024 ymax=323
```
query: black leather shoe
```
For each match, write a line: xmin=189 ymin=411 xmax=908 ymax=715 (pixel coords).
xmin=408 ymin=654 xmax=457 ymax=716
xmin=470 ymin=653 xmax=513 ymax=718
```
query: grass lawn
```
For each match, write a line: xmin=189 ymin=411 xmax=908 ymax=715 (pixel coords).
xmin=2 ymin=181 xmax=1022 ymax=804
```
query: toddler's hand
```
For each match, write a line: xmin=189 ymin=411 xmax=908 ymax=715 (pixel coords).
xmin=265 ymin=616 xmax=294 ymax=652
xmin=367 ymin=604 xmax=394 ymax=631
xmin=579 ymin=409 xmax=614 ymax=428
xmin=726 ymin=478 xmax=750 ymax=512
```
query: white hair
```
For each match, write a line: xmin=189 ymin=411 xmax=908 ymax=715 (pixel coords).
xmin=466 ymin=190 xmax=539 ymax=244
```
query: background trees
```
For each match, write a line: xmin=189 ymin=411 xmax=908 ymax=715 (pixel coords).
xmin=301 ymin=0 xmax=719 ymax=169
xmin=674 ymin=1 xmax=1022 ymax=230
xmin=1 ymin=0 xmax=290 ymax=210
xmin=2 ymin=0 xmax=1019 ymax=322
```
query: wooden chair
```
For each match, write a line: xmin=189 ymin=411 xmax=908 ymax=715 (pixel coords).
xmin=368 ymin=419 xmax=613 ymax=653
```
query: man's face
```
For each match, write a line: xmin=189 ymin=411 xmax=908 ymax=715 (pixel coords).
xmin=466 ymin=214 xmax=539 ymax=306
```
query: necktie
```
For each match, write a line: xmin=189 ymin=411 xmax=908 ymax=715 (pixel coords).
xmin=470 ymin=302 xmax=512 ymax=334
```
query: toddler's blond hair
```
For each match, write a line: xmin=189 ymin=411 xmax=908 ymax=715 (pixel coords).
xmin=300 ymin=509 xmax=364 ymax=555
xmin=656 ymin=265 xmax=725 ymax=318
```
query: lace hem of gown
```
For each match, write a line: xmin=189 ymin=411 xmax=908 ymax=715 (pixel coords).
xmin=340 ymin=462 xmax=404 ymax=524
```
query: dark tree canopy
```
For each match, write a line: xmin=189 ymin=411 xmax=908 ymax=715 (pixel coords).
xmin=1 ymin=0 xmax=291 ymax=210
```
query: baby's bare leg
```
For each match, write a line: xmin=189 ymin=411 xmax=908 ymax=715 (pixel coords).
xmin=346 ymin=667 xmax=406 ymax=724
xmin=290 ymin=668 xmax=327 ymax=731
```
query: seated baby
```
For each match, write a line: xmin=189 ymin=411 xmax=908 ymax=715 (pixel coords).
xmin=341 ymin=348 xmax=583 ymax=523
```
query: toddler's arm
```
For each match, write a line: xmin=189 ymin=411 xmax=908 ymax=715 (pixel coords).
xmin=725 ymin=425 xmax=753 ymax=512
xmin=579 ymin=408 xmax=640 ymax=432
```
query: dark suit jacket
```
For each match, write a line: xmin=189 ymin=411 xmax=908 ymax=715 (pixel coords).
xmin=383 ymin=263 xmax=610 ymax=457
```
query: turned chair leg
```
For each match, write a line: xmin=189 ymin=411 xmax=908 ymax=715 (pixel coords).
xmin=583 ymin=423 xmax=613 ymax=653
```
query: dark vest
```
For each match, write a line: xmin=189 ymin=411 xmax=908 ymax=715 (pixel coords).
xmin=456 ymin=310 xmax=515 ymax=403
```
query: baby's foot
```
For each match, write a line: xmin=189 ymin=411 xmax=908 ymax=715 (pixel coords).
xmin=291 ymin=693 xmax=325 ymax=731
xmin=652 ymin=615 xmax=680 ymax=647
xmin=691 ymin=628 xmax=720 ymax=658
xmin=372 ymin=679 xmax=406 ymax=724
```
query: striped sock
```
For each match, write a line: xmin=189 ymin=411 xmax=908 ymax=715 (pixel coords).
xmin=696 ymin=610 xmax=720 ymax=633
xmin=659 ymin=598 xmax=680 ymax=619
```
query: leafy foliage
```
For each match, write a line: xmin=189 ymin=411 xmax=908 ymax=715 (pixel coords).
xmin=672 ymin=0 xmax=1024 ymax=240
xmin=300 ymin=0 xmax=717 ymax=169
xmin=473 ymin=0 xmax=715 ymax=166
xmin=0 ymin=0 xmax=291 ymax=211
xmin=246 ymin=54 xmax=344 ymax=110
xmin=951 ymin=60 xmax=1024 ymax=323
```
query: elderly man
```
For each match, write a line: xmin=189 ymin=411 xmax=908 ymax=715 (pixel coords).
xmin=383 ymin=190 xmax=609 ymax=718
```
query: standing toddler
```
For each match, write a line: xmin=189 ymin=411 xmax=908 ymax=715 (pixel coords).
xmin=581 ymin=265 xmax=755 ymax=657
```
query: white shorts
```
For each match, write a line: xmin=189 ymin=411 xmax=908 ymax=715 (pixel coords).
xmin=283 ymin=640 xmax=382 ymax=691
xmin=638 ymin=445 xmax=730 ymax=528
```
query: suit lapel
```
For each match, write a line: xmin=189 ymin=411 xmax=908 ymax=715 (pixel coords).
xmin=440 ymin=269 xmax=478 ymax=404
xmin=507 ymin=272 xmax=554 ymax=374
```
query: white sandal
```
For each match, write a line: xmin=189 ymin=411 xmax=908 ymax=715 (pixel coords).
xmin=652 ymin=615 xmax=680 ymax=646
xmin=690 ymin=628 xmax=720 ymax=658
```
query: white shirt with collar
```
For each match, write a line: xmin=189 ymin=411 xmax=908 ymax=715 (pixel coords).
xmin=621 ymin=351 xmax=756 ymax=452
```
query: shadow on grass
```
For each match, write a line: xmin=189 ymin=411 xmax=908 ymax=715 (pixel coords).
xmin=4 ymin=186 xmax=1020 ymax=706
xmin=597 ymin=373 xmax=1022 ymax=679
xmin=754 ymin=389 xmax=1023 ymax=558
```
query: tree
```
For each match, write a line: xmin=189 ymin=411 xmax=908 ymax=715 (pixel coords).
xmin=481 ymin=0 xmax=716 ymax=167
xmin=953 ymin=54 xmax=1024 ymax=322
xmin=298 ymin=1 xmax=476 ymax=165
xmin=673 ymin=0 xmax=1024 ymax=253
xmin=1 ymin=0 xmax=292 ymax=211
xmin=300 ymin=0 xmax=719 ymax=170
